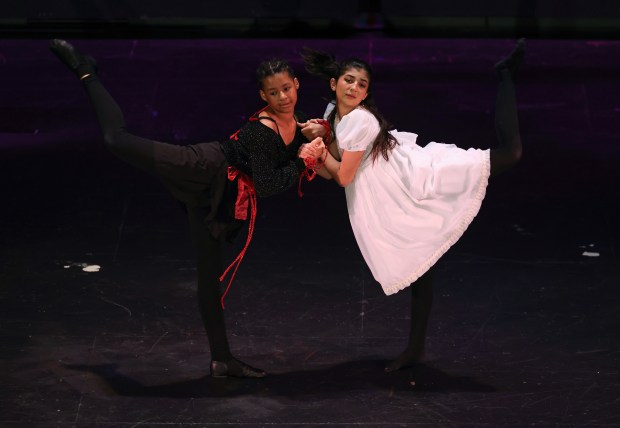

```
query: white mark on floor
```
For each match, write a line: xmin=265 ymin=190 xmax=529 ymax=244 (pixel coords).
xmin=62 ymin=262 xmax=101 ymax=272
xmin=582 ymin=251 xmax=600 ymax=257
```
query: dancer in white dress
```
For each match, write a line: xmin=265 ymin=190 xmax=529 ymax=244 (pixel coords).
xmin=299 ymin=40 xmax=524 ymax=371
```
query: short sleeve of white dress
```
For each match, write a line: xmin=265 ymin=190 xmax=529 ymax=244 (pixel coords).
xmin=336 ymin=108 xmax=380 ymax=153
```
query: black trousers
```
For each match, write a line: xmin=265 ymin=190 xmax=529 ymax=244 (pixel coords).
xmin=82 ymin=75 xmax=234 ymax=361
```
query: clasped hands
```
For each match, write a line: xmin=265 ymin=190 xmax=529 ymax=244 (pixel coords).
xmin=297 ymin=119 xmax=327 ymax=163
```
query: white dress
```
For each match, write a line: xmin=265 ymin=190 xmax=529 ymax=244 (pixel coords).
xmin=329 ymin=105 xmax=490 ymax=295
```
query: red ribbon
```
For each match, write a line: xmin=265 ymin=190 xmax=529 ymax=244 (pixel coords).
xmin=221 ymin=107 xmax=326 ymax=305
xmin=219 ymin=166 xmax=257 ymax=309
xmin=217 ymin=106 xmax=271 ymax=308
xmin=314 ymin=119 xmax=332 ymax=145
xmin=298 ymin=159 xmax=317 ymax=197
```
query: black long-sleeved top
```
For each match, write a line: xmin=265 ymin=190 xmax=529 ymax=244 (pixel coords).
xmin=159 ymin=110 xmax=311 ymax=241
xmin=220 ymin=111 xmax=308 ymax=197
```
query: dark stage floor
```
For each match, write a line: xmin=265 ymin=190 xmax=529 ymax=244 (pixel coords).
xmin=1 ymin=37 xmax=619 ymax=427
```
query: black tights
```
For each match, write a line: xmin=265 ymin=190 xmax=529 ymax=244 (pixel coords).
xmin=81 ymin=76 xmax=232 ymax=362
xmin=489 ymin=40 xmax=524 ymax=177
xmin=385 ymin=267 xmax=434 ymax=372
xmin=490 ymin=71 xmax=522 ymax=176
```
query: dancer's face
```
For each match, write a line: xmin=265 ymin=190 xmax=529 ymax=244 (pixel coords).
xmin=331 ymin=67 xmax=369 ymax=115
xmin=259 ymin=72 xmax=299 ymax=114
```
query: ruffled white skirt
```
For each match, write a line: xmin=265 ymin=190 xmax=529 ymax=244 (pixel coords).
xmin=345 ymin=131 xmax=490 ymax=295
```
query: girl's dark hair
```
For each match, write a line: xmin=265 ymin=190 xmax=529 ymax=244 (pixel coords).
xmin=256 ymin=58 xmax=296 ymax=89
xmin=301 ymin=48 xmax=398 ymax=163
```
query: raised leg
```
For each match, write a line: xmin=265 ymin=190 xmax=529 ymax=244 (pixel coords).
xmin=49 ymin=39 xmax=97 ymax=80
xmin=490 ymin=38 xmax=525 ymax=177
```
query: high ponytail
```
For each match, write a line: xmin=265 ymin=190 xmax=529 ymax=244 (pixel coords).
xmin=300 ymin=48 xmax=339 ymax=82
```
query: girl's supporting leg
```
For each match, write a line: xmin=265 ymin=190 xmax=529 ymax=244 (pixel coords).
xmin=188 ymin=207 xmax=266 ymax=378
xmin=187 ymin=207 xmax=232 ymax=362
xmin=385 ymin=266 xmax=435 ymax=372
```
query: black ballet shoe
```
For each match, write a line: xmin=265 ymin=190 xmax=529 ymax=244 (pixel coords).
xmin=49 ymin=39 xmax=97 ymax=79
xmin=494 ymin=38 xmax=526 ymax=80
xmin=210 ymin=358 xmax=267 ymax=378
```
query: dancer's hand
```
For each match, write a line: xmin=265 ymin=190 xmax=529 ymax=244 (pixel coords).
xmin=298 ymin=119 xmax=327 ymax=141
xmin=298 ymin=137 xmax=325 ymax=160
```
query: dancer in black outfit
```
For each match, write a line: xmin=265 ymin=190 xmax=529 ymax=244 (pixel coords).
xmin=49 ymin=39 xmax=321 ymax=378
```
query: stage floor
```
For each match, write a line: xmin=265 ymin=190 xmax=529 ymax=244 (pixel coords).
xmin=1 ymin=37 xmax=619 ymax=426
